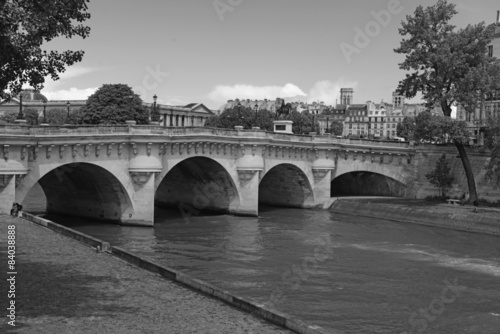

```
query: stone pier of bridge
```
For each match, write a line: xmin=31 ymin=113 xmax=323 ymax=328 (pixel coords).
xmin=0 ymin=126 xmax=415 ymax=226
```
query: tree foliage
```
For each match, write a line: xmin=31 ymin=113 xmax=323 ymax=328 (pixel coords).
xmin=0 ymin=111 xmax=17 ymax=123
xmin=397 ymin=116 xmax=416 ymax=140
xmin=394 ymin=0 xmax=497 ymax=116
xmin=289 ymin=111 xmax=316 ymax=134
xmin=484 ymin=116 xmax=500 ymax=183
xmin=205 ymin=108 xmax=275 ymax=131
xmin=204 ymin=108 xmax=319 ymax=134
xmin=45 ymin=108 xmax=67 ymax=125
xmin=0 ymin=0 xmax=91 ymax=98
xmin=67 ymin=108 xmax=85 ymax=125
xmin=326 ymin=120 xmax=343 ymax=136
xmin=413 ymin=112 xmax=469 ymax=144
xmin=425 ymin=154 xmax=455 ymax=197
xmin=80 ymin=84 xmax=149 ymax=125
xmin=23 ymin=108 xmax=39 ymax=125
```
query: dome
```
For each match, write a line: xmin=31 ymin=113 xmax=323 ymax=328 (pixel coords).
xmin=312 ymin=158 xmax=335 ymax=170
xmin=19 ymin=89 xmax=48 ymax=103
xmin=236 ymin=154 xmax=264 ymax=171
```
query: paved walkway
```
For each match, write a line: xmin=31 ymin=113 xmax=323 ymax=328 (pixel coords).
xmin=0 ymin=215 xmax=292 ymax=334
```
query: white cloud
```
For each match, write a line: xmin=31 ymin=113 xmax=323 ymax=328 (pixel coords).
xmin=208 ymin=83 xmax=306 ymax=105
xmin=307 ymin=79 xmax=358 ymax=105
xmin=43 ymin=87 xmax=98 ymax=101
xmin=41 ymin=66 xmax=98 ymax=91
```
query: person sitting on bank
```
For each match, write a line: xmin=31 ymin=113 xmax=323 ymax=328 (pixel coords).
xmin=10 ymin=202 xmax=23 ymax=217
xmin=460 ymin=193 xmax=468 ymax=206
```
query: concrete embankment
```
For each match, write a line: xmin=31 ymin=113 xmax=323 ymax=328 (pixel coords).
xmin=10 ymin=213 xmax=336 ymax=334
xmin=329 ymin=198 xmax=500 ymax=236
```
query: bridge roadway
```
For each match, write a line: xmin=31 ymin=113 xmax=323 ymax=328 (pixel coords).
xmin=0 ymin=125 xmax=415 ymax=226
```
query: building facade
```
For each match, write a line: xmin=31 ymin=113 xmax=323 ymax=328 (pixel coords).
xmin=153 ymin=103 xmax=215 ymax=127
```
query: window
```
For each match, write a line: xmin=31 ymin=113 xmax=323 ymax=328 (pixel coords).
xmin=488 ymin=45 xmax=493 ymax=57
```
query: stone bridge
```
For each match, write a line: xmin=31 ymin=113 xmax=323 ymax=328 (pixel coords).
xmin=0 ymin=125 xmax=415 ymax=226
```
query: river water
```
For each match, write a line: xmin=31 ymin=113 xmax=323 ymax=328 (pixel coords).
xmin=37 ymin=204 xmax=500 ymax=334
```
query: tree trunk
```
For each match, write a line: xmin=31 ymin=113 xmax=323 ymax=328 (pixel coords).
xmin=454 ymin=140 xmax=479 ymax=204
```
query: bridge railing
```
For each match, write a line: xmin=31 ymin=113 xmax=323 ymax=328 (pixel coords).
xmin=0 ymin=124 xmax=413 ymax=148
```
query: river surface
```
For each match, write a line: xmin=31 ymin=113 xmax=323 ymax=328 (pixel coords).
xmin=24 ymin=188 xmax=500 ymax=333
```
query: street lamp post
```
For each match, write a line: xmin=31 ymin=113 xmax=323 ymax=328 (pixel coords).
xmin=17 ymin=93 xmax=24 ymax=120
xmin=327 ymin=116 xmax=329 ymax=134
xmin=43 ymin=100 xmax=47 ymax=123
xmin=236 ymin=102 xmax=242 ymax=126
xmin=66 ymin=101 xmax=71 ymax=118
xmin=254 ymin=103 xmax=258 ymax=126
xmin=152 ymin=94 xmax=157 ymax=122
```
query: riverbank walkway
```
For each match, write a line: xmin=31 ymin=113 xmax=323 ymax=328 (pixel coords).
xmin=0 ymin=215 xmax=292 ymax=334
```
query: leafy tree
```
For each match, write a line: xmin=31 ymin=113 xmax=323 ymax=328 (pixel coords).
xmin=289 ymin=111 xmax=310 ymax=134
xmin=393 ymin=0 xmax=498 ymax=204
xmin=45 ymin=108 xmax=67 ymax=125
xmin=484 ymin=116 xmax=500 ymax=183
xmin=67 ymin=108 xmax=85 ymax=125
xmin=81 ymin=84 xmax=149 ymax=125
xmin=0 ymin=111 xmax=17 ymax=123
xmin=0 ymin=0 xmax=91 ymax=98
xmin=412 ymin=111 xmax=469 ymax=144
xmin=204 ymin=107 xmax=274 ymax=130
xmin=23 ymin=108 xmax=40 ymax=125
xmin=425 ymin=154 xmax=455 ymax=198
xmin=204 ymin=108 xmax=318 ymax=134
xmin=217 ymin=107 xmax=256 ymax=129
xmin=397 ymin=116 xmax=415 ymax=140
xmin=326 ymin=120 xmax=343 ymax=136
xmin=204 ymin=115 xmax=222 ymax=128
xmin=254 ymin=109 xmax=275 ymax=131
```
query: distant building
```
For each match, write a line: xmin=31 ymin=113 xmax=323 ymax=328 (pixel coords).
xmin=0 ymin=89 xmax=213 ymax=127
xmin=343 ymin=104 xmax=369 ymax=137
xmin=0 ymin=89 xmax=85 ymax=116
xmin=152 ymin=103 xmax=215 ymax=127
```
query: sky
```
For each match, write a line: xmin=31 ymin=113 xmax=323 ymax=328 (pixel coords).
xmin=40 ymin=0 xmax=500 ymax=111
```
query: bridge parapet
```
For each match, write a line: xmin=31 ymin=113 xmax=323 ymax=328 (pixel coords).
xmin=1 ymin=125 xmax=413 ymax=149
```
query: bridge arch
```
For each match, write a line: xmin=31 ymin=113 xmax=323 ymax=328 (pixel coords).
xmin=20 ymin=162 xmax=133 ymax=222
xmin=155 ymin=156 xmax=240 ymax=214
xmin=259 ymin=163 xmax=315 ymax=208
xmin=332 ymin=161 xmax=408 ymax=197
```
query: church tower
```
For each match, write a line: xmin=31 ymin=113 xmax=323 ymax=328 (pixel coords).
xmin=392 ymin=91 xmax=404 ymax=108
xmin=340 ymin=88 xmax=353 ymax=105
